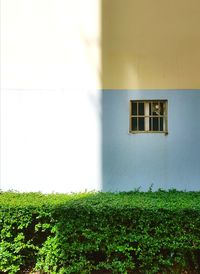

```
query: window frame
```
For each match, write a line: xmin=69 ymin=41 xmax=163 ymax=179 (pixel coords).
xmin=129 ymin=100 xmax=168 ymax=135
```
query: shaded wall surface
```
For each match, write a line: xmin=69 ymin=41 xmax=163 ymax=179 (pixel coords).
xmin=102 ymin=90 xmax=200 ymax=191
xmin=101 ymin=0 xmax=200 ymax=191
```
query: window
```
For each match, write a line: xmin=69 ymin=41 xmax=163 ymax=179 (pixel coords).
xmin=129 ymin=100 xmax=168 ymax=134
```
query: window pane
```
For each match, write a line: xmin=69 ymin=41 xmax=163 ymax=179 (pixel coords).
xmin=160 ymin=117 xmax=163 ymax=131
xmin=149 ymin=117 xmax=152 ymax=131
xmin=131 ymin=102 xmax=137 ymax=115
xmin=138 ymin=118 xmax=145 ymax=131
xmin=138 ymin=102 xmax=144 ymax=115
xmin=149 ymin=103 xmax=152 ymax=115
xmin=153 ymin=102 xmax=160 ymax=115
xmin=131 ymin=118 xmax=137 ymax=131
xmin=153 ymin=117 xmax=159 ymax=131
xmin=130 ymin=100 xmax=167 ymax=134
xmin=160 ymin=103 xmax=164 ymax=115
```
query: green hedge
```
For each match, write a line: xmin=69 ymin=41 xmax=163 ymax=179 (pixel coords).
xmin=0 ymin=190 xmax=200 ymax=273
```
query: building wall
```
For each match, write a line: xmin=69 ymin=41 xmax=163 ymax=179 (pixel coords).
xmin=102 ymin=0 xmax=200 ymax=89
xmin=101 ymin=0 xmax=200 ymax=191
xmin=0 ymin=0 xmax=102 ymax=192
xmin=102 ymin=90 xmax=200 ymax=191
xmin=1 ymin=0 xmax=200 ymax=192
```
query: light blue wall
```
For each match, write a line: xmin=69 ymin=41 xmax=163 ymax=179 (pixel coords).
xmin=102 ymin=90 xmax=200 ymax=191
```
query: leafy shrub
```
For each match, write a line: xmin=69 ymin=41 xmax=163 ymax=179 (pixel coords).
xmin=0 ymin=191 xmax=200 ymax=273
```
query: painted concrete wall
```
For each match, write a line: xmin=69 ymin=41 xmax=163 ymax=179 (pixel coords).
xmin=101 ymin=1 xmax=200 ymax=191
xmin=102 ymin=0 xmax=200 ymax=89
xmin=102 ymin=90 xmax=200 ymax=191
xmin=1 ymin=0 xmax=200 ymax=192
xmin=0 ymin=0 xmax=102 ymax=192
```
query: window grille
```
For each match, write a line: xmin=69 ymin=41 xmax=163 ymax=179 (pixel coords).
xmin=129 ymin=100 xmax=168 ymax=134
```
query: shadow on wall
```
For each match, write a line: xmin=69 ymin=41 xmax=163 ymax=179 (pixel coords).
xmin=101 ymin=0 xmax=200 ymax=192
xmin=101 ymin=89 xmax=200 ymax=192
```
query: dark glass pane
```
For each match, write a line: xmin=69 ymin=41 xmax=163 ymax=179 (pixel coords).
xmin=149 ymin=117 xmax=152 ymax=131
xmin=138 ymin=102 xmax=144 ymax=115
xmin=131 ymin=118 xmax=137 ymax=131
xmin=160 ymin=102 xmax=164 ymax=115
xmin=153 ymin=117 xmax=159 ymax=131
xmin=138 ymin=118 xmax=145 ymax=131
xmin=131 ymin=102 xmax=137 ymax=115
xmin=149 ymin=103 xmax=152 ymax=115
xmin=160 ymin=117 xmax=163 ymax=131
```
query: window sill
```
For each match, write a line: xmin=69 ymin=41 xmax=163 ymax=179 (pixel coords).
xmin=129 ymin=131 xmax=168 ymax=135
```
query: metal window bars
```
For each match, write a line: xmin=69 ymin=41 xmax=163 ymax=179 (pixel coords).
xmin=129 ymin=100 xmax=168 ymax=134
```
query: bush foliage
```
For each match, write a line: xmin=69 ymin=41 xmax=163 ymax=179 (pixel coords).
xmin=0 ymin=190 xmax=200 ymax=273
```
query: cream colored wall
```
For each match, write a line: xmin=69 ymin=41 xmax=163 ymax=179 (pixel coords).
xmin=102 ymin=0 xmax=200 ymax=89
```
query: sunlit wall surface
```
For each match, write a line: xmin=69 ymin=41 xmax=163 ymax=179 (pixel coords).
xmin=0 ymin=0 xmax=101 ymax=192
